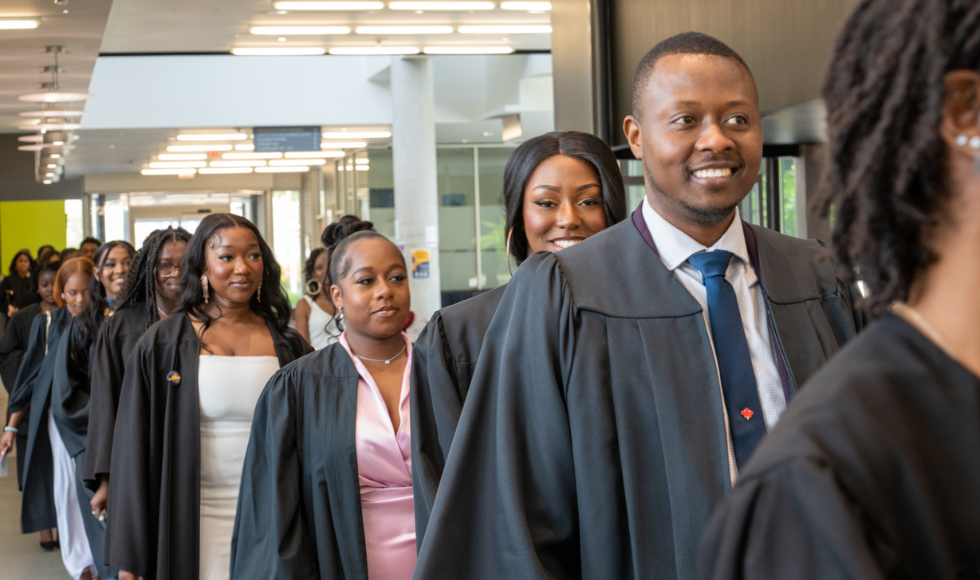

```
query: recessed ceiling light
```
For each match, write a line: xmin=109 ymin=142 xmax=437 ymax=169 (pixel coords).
xmin=199 ymin=167 xmax=255 ymax=174
xmin=458 ymin=25 xmax=552 ymax=33
xmin=273 ymin=1 xmax=384 ymax=9
xmin=149 ymin=161 xmax=209 ymax=169
xmin=255 ymin=165 xmax=311 ymax=173
xmin=19 ymin=109 xmax=86 ymax=118
xmin=222 ymin=152 xmax=284 ymax=160
xmin=423 ymin=46 xmax=515 ymax=54
xmin=43 ymin=180 xmax=52 ymax=185
xmin=176 ymin=133 xmax=248 ymax=141
xmin=158 ymin=153 xmax=208 ymax=161
xmin=19 ymin=91 xmax=93 ymax=103
xmin=500 ymin=1 xmax=552 ymax=10
xmin=328 ymin=47 xmax=420 ymax=55
xmin=251 ymin=26 xmax=351 ymax=35
xmin=231 ymin=47 xmax=326 ymax=56
xmin=278 ymin=37 xmax=287 ymax=42
xmin=269 ymin=158 xmax=327 ymax=166
xmin=141 ymin=168 xmax=198 ymax=176
xmin=323 ymin=131 xmax=390 ymax=138
xmin=284 ymin=151 xmax=346 ymax=158
xmin=0 ymin=20 xmax=40 ymax=30
xmin=235 ymin=144 xmax=256 ymax=151
xmin=389 ymin=2 xmax=494 ymax=10
xmin=355 ymin=26 xmax=453 ymax=35
xmin=355 ymin=165 xmax=370 ymax=171
xmin=355 ymin=159 xmax=370 ymax=164
xmin=318 ymin=141 xmax=369 ymax=149
xmin=167 ymin=144 xmax=234 ymax=152
xmin=210 ymin=160 xmax=268 ymax=167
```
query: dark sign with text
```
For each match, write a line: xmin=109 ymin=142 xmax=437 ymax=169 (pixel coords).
xmin=253 ymin=127 xmax=320 ymax=152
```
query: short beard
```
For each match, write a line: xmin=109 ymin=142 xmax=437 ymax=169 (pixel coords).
xmin=645 ymin=163 xmax=740 ymax=226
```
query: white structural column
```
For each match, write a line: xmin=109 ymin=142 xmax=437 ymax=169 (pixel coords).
xmin=391 ymin=56 xmax=441 ymax=323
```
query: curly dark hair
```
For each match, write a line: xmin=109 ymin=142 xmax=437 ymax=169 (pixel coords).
xmin=303 ymin=247 xmax=326 ymax=295
xmin=118 ymin=226 xmax=192 ymax=329
xmin=813 ymin=0 xmax=980 ymax=312
xmin=503 ymin=131 xmax=627 ymax=265
xmin=7 ymin=249 xmax=34 ymax=275
xmin=178 ymin=213 xmax=305 ymax=355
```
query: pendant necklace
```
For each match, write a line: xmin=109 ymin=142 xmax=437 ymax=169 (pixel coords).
xmin=354 ymin=344 xmax=407 ymax=365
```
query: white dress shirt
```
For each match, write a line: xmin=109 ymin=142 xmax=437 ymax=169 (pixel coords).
xmin=642 ymin=199 xmax=786 ymax=484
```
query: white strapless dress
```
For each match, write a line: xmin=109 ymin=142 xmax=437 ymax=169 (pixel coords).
xmin=197 ymin=355 xmax=280 ymax=580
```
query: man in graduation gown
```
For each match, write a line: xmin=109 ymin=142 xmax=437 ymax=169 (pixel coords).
xmin=412 ymin=32 xmax=864 ymax=580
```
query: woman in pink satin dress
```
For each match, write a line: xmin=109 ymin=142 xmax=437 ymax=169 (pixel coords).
xmin=232 ymin=215 xmax=416 ymax=580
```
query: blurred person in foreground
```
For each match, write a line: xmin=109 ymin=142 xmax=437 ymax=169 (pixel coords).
xmin=699 ymin=0 xmax=980 ymax=578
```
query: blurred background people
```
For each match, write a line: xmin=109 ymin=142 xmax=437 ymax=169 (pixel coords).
xmin=293 ymin=246 xmax=338 ymax=350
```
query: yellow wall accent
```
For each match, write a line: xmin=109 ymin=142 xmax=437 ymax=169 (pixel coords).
xmin=0 ymin=201 xmax=67 ymax=272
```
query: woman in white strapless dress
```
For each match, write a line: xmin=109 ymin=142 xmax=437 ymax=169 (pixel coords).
xmin=295 ymin=247 xmax=340 ymax=350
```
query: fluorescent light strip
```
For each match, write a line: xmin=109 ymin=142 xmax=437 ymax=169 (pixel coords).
xmin=177 ymin=133 xmax=248 ymax=141
xmin=328 ymin=47 xmax=419 ymax=55
xmin=355 ymin=159 xmax=370 ymax=164
xmin=269 ymin=158 xmax=327 ymax=166
xmin=356 ymin=26 xmax=453 ymax=35
xmin=235 ymin=144 xmax=256 ymax=151
xmin=158 ymin=153 xmax=208 ymax=161
xmin=284 ymin=151 xmax=346 ymax=158
xmin=424 ymin=46 xmax=515 ymax=54
xmin=19 ymin=109 xmax=86 ymax=118
xmin=199 ymin=167 xmax=255 ymax=174
xmin=251 ymin=26 xmax=351 ymax=35
xmin=322 ymin=131 xmax=390 ymax=139
xmin=319 ymin=141 xmax=369 ymax=148
xmin=355 ymin=165 xmax=370 ymax=171
xmin=500 ymin=1 xmax=552 ymax=9
xmin=222 ymin=152 xmax=283 ymax=160
xmin=389 ymin=2 xmax=495 ymax=10
xmin=0 ymin=20 xmax=39 ymax=30
xmin=232 ymin=47 xmax=326 ymax=56
xmin=149 ymin=161 xmax=208 ymax=169
xmin=458 ymin=25 xmax=552 ymax=34
xmin=210 ymin=160 xmax=267 ymax=167
xmin=167 ymin=144 xmax=234 ymax=152
xmin=142 ymin=168 xmax=198 ymax=176
xmin=255 ymin=166 xmax=311 ymax=173
xmin=273 ymin=1 xmax=384 ymax=9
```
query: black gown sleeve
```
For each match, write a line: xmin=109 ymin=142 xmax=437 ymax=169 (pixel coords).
xmin=84 ymin=321 xmax=124 ymax=486
xmin=413 ymin=253 xmax=580 ymax=580
xmin=410 ymin=312 xmax=462 ymax=546
xmin=8 ymin=313 xmax=47 ymax=413
xmin=231 ymin=370 xmax=319 ymax=580
xmin=698 ymin=457 xmax=898 ymax=580
xmin=50 ymin=319 xmax=92 ymax=457
xmin=0 ymin=307 xmax=34 ymax=393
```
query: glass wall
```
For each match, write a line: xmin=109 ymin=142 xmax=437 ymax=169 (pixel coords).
xmin=273 ymin=190 xmax=303 ymax=305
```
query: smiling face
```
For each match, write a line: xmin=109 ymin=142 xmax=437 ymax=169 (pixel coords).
xmin=63 ymin=271 xmax=92 ymax=317
xmin=625 ymin=53 xmax=762 ymax=228
xmin=96 ymin=246 xmax=133 ymax=301
xmin=521 ymin=155 xmax=608 ymax=256
xmin=203 ymin=226 xmax=263 ymax=306
xmin=329 ymin=237 xmax=410 ymax=342
xmin=155 ymin=240 xmax=187 ymax=305
xmin=36 ymin=270 xmax=56 ymax=306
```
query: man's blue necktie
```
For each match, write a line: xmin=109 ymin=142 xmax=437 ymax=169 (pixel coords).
xmin=687 ymin=250 xmax=766 ymax=468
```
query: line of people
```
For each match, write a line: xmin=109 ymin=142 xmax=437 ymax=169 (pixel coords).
xmin=0 ymin=0 xmax=977 ymax=576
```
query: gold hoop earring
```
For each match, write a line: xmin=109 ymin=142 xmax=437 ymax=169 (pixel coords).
xmin=306 ymin=279 xmax=321 ymax=296
xmin=200 ymin=275 xmax=209 ymax=304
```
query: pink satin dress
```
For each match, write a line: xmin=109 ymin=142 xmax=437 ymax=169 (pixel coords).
xmin=340 ymin=332 xmax=416 ymax=580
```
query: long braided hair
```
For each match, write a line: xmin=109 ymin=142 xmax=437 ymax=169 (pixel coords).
xmin=814 ymin=0 xmax=980 ymax=312
xmin=71 ymin=241 xmax=136 ymax=368
xmin=118 ymin=226 xmax=192 ymax=329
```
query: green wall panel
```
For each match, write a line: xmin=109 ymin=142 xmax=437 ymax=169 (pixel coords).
xmin=0 ymin=201 xmax=67 ymax=272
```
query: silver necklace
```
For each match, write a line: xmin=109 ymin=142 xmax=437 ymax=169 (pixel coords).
xmin=353 ymin=344 xmax=407 ymax=365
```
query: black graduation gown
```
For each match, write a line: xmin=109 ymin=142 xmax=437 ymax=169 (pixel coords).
xmin=698 ymin=315 xmax=980 ymax=579
xmin=0 ymin=302 xmax=41 ymax=484
xmin=410 ymin=285 xmax=507 ymax=545
xmin=50 ymin=317 xmax=118 ymax=580
xmin=0 ymin=273 xmax=38 ymax=312
xmin=82 ymin=304 xmax=150 ymax=489
xmin=7 ymin=306 xmax=71 ymax=533
xmin=107 ymin=313 xmax=312 ymax=580
xmin=412 ymin=215 xmax=864 ymax=580
xmin=229 ymin=343 xmax=372 ymax=580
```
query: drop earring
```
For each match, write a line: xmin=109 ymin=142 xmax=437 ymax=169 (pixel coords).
xmin=201 ymin=275 xmax=209 ymax=304
xmin=338 ymin=306 xmax=344 ymax=321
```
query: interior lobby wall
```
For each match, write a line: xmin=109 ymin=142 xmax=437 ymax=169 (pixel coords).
xmin=0 ymin=200 xmax=68 ymax=269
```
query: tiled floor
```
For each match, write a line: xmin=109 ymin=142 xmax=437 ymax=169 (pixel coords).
xmin=1 ymin=383 xmax=74 ymax=579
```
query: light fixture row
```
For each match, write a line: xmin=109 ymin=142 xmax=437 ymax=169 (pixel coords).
xmin=249 ymin=24 xmax=551 ymax=35
xmin=233 ymin=45 xmax=518 ymax=55
xmin=165 ymin=141 xmax=367 ymax=152
xmin=271 ymin=2 xmax=551 ymax=11
xmin=141 ymin=166 xmax=313 ymax=176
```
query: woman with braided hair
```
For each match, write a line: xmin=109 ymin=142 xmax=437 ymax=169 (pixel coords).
xmin=82 ymin=227 xmax=191 ymax=522
xmin=699 ymin=1 xmax=980 ymax=577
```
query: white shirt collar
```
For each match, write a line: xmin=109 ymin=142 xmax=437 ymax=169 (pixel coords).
xmin=641 ymin=197 xmax=752 ymax=275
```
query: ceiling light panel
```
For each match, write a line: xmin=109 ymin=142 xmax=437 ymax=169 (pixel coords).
xmin=142 ymin=168 xmax=198 ymax=176
xmin=424 ymin=46 xmax=515 ymax=54
xmin=199 ymin=167 xmax=255 ymax=174
xmin=19 ymin=109 xmax=86 ymax=118
xmin=232 ymin=47 xmax=326 ymax=56
xmin=158 ymin=153 xmax=208 ymax=161
xmin=328 ymin=47 xmax=420 ymax=55
xmin=500 ymin=1 xmax=552 ymax=9
xmin=255 ymin=166 xmax=311 ymax=173
xmin=356 ymin=26 xmax=453 ymax=35
xmin=273 ymin=1 xmax=384 ymax=9
xmin=389 ymin=2 xmax=495 ymax=10
xmin=19 ymin=92 xmax=93 ymax=103
xmin=167 ymin=144 xmax=234 ymax=152
xmin=235 ymin=144 xmax=256 ymax=151
xmin=269 ymin=158 xmax=327 ymax=166
xmin=222 ymin=152 xmax=284 ymax=160
xmin=251 ymin=26 xmax=351 ymax=35
xmin=149 ymin=161 xmax=208 ymax=169
xmin=177 ymin=133 xmax=248 ymax=141
xmin=355 ymin=159 xmax=370 ymax=164
xmin=458 ymin=25 xmax=552 ymax=33
xmin=284 ymin=151 xmax=346 ymax=158
xmin=323 ymin=131 xmax=390 ymax=138
xmin=210 ymin=160 xmax=268 ymax=167
xmin=0 ymin=20 xmax=40 ymax=30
